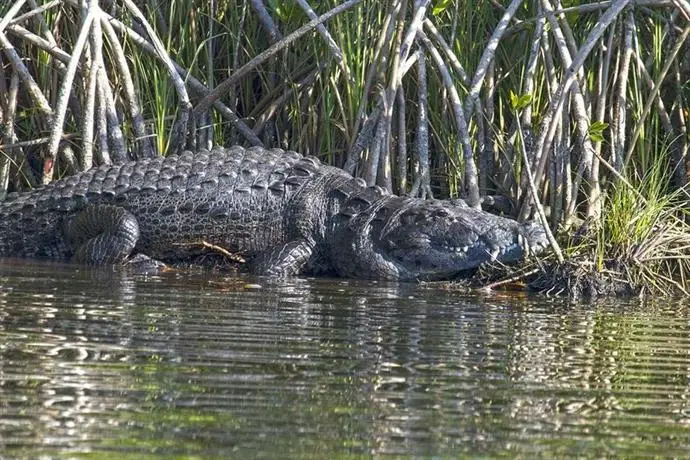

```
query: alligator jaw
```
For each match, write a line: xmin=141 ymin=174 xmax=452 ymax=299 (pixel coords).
xmin=332 ymin=199 xmax=550 ymax=281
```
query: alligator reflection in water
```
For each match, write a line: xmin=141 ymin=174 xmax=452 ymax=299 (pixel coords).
xmin=1 ymin=259 xmax=689 ymax=457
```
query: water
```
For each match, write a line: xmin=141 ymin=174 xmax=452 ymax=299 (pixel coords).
xmin=1 ymin=259 xmax=689 ymax=458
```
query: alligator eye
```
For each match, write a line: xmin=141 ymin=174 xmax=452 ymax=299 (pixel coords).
xmin=435 ymin=209 xmax=451 ymax=218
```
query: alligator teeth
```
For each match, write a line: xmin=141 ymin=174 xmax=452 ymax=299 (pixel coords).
xmin=489 ymin=246 xmax=500 ymax=261
xmin=518 ymin=233 xmax=525 ymax=250
xmin=440 ymin=245 xmax=469 ymax=253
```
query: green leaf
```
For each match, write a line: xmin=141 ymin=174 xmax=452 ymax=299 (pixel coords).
xmin=509 ymin=90 xmax=532 ymax=110
xmin=517 ymin=94 xmax=532 ymax=109
xmin=588 ymin=120 xmax=609 ymax=142
xmin=433 ymin=0 xmax=452 ymax=16
xmin=590 ymin=120 xmax=609 ymax=131
xmin=509 ymin=90 xmax=519 ymax=110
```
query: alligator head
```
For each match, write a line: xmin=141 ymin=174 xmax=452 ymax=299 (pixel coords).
xmin=331 ymin=197 xmax=549 ymax=281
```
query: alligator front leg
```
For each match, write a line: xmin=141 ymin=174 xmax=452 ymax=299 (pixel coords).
xmin=63 ymin=205 xmax=140 ymax=264
xmin=251 ymin=239 xmax=316 ymax=277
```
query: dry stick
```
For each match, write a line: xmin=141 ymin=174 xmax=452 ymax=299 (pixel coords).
xmin=0 ymin=0 xmax=27 ymax=33
xmin=200 ymin=0 xmax=216 ymax=151
xmin=5 ymin=24 xmax=70 ymax=62
xmin=419 ymin=30 xmax=479 ymax=206
xmin=6 ymin=23 xmax=85 ymax=125
xmin=505 ymin=0 xmax=673 ymax=35
xmin=364 ymin=0 xmax=415 ymax=187
xmin=249 ymin=62 xmax=323 ymax=126
xmin=589 ymin=24 xmax=617 ymax=221
xmin=252 ymin=64 xmax=325 ymax=137
xmin=612 ymin=10 xmax=635 ymax=172
xmin=483 ymin=60 xmax=497 ymax=196
xmin=634 ymin=52 xmax=674 ymax=136
xmin=228 ymin=0 xmax=248 ymax=143
xmin=250 ymin=0 xmax=283 ymax=42
xmin=422 ymin=19 xmax=469 ymax=86
xmin=517 ymin=120 xmax=564 ymax=263
xmin=409 ymin=49 xmax=431 ymax=198
xmin=549 ymin=119 xmax=561 ymax=227
xmin=0 ymin=69 xmax=19 ymax=198
xmin=193 ymin=0 xmax=363 ymax=118
xmin=0 ymin=134 xmax=78 ymax=150
xmin=396 ymin=87 xmax=408 ymax=195
xmin=377 ymin=0 xmax=412 ymax=191
xmin=481 ymin=267 xmax=541 ymax=291
xmin=524 ymin=0 xmax=631 ymax=223
xmin=26 ymin=0 xmax=82 ymax=124
xmin=397 ymin=0 xmax=429 ymax=71
xmin=120 ymin=0 xmax=192 ymax=153
xmin=97 ymin=66 xmax=127 ymax=163
xmin=539 ymin=0 xmax=597 ymax=222
xmin=81 ymin=17 xmax=100 ymax=171
xmin=248 ymin=0 xmax=281 ymax=145
xmin=89 ymin=9 xmax=126 ymax=164
xmin=673 ymin=0 xmax=690 ymax=19
xmin=94 ymin=14 xmax=260 ymax=147
xmin=475 ymin=96 xmax=487 ymax=195
xmin=297 ymin=0 xmax=340 ymax=59
xmin=556 ymin=108 xmax=570 ymax=227
xmin=45 ymin=7 xmax=95 ymax=184
xmin=671 ymin=62 xmax=689 ymax=185
xmin=344 ymin=100 xmax=382 ymax=174
xmin=624 ymin=22 xmax=690 ymax=166
xmin=0 ymin=55 xmax=36 ymax=191
xmin=350 ymin=7 xmax=396 ymax=148
xmin=366 ymin=105 xmax=388 ymax=187
xmin=514 ymin=4 xmax=545 ymax=204
xmin=100 ymin=14 xmax=155 ymax=159
xmin=463 ymin=0 xmax=522 ymax=121
xmin=95 ymin=66 xmax=111 ymax=165
xmin=8 ymin=0 xmax=60 ymax=25
xmin=23 ymin=0 xmax=60 ymax=54
xmin=455 ymin=0 xmax=521 ymax=207
xmin=553 ymin=0 xmax=587 ymax=86
xmin=0 ymin=33 xmax=52 ymax=118
xmin=400 ymin=49 xmax=420 ymax=78
xmin=521 ymin=9 xmax=545 ymax=137
xmin=345 ymin=32 xmax=422 ymax=175
xmin=294 ymin=0 xmax=344 ymax=64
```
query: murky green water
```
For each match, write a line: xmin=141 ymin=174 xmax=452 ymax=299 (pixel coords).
xmin=1 ymin=260 xmax=689 ymax=457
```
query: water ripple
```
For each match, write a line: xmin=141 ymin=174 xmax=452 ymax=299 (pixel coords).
xmin=0 ymin=260 xmax=689 ymax=456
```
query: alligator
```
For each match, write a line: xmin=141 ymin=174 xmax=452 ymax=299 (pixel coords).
xmin=0 ymin=146 xmax=548 ymax=280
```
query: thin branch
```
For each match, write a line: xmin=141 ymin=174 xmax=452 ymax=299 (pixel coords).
xmin=526 ymin=0 xmax=632 ymax=220
xmin=45 ymin=6 xmax=96 ymax=183
xmin=419 ymin=30 xmax=480 ymax=206
xmin=463 ymin=0 xmax=522 ymax=121
xmin=624 ymin=22 xmax=690 ymax=165
xmin=97 ymin=10 xmax=262 ymax=146
xmin=100 ymin=14 xmax=155 ymax=158
xmin=193 ymin=0 xmax=363 ymax=118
